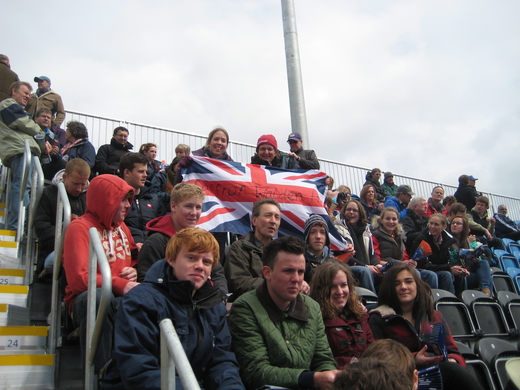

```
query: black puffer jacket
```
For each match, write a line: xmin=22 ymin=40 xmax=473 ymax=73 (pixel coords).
xmin=124 ymin=185 xmax=166 ymax=244
xmin=411 ymin=229 xmax=456 ymax=272
xmin=454 ymin=183 xmax=479 ymax=211
xmin=95 ymin=138 xmax=133 ymax=175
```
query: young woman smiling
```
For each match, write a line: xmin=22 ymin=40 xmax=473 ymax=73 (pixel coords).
xmin=368 ymin=263 xmax=484 ymax=390
xmin=310 ymin=261 xmax=374 ymax=369
xmin=193 ymin=127 xmax=233 ymax=161
xmin=371 ymin=208 xmax=439 ymax=290
xmin=358 ymin=184 xmax=382 ymax=222
xmin=334 ymin=199 xmax=380 ymax=294
xmin=448 ymin=215 xmax=493 ymax=296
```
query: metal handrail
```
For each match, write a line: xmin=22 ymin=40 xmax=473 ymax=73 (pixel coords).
xmin=160 ymin=318 xmax=201 ymax=390
xmin=65 ymin=109 xmax=520 ymax=220
xmin=24 ymin=156 xmax=44 ymax=285
xmin=85 ymin=227 xmax=112 ymax=390
xmin=17 ymin=140 xmax=32 ymax=241
xmin=1 ymin=167 xmax=11 ymax=228
xmin=48 ymin=182 xmax=71 ymax=356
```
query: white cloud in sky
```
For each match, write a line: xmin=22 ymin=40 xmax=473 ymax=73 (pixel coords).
xmin=3 ymin=0 xmax=519 ymax=197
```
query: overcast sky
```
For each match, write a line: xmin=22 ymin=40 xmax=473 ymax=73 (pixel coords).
xmin=4 ymin=0 xmax=519 ymax=197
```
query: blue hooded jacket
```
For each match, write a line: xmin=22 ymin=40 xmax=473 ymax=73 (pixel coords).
xmin=102 ymin=259 xmax=244 ymax=390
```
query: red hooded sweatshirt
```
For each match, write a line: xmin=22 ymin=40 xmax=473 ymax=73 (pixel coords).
xmin=63 ymin=175 xmax=138 ymax=311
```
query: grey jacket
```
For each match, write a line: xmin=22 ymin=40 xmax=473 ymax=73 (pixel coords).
xmin=294 ymin=146 xmax=320 ymax=169
xmin=0 ymin=98 xmax=45 ymax=166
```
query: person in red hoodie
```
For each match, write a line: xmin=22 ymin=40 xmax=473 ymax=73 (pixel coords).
xmin=62 ymin=174 xmax=138 ymax=372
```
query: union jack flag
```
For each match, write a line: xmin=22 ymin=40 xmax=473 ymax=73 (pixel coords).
xmin=181 ymin=157 xmax=349 ymax=251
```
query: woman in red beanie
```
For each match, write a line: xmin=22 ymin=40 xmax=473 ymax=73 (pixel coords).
xmin=251 ymin=134 xmax=300 ymax=169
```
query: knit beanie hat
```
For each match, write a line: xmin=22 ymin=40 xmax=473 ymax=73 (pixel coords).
xmin=304 ymin=214 xmax=331 ymax=248
xmin=257 ymin=134 xmax=278 ymax=151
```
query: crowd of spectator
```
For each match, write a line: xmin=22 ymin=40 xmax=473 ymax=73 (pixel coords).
xmin=1 ymin=68 xmax=517 ymax=390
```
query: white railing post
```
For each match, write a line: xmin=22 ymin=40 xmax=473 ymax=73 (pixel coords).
xmin=25 ymin=156 xmax=44 ymax=284
xmin=48 ymin=182 xmax=71 ymax=356
xmin=16 ymin=140 xmax=32 ymax=241
xmin=85 ymin=227 xmax=113 ymax=390
xmin=159 ymin=319 xmax=201 ymax=390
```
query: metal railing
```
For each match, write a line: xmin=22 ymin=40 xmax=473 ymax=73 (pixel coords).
xmin=65 ymin=110 xmax=520 ymax=219
xmin=16 ymin=141 xmax=32 ymax=241
xmin=160 ymin=318 xmax=201 ymax=390
xmin=48 ymin=182 xmax=71 ymax=356
xmin=25 ymin=155 xmax=44 ymax=285
xmin=85 ymin=227 xmax=113 ymax=390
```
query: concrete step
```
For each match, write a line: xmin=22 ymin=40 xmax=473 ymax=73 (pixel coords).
xmin=0 ymin=304 xmax=30 ymax=326
xmin=0 ymin=241 xmax=19 ymax=261
xmin=0 ymin=230 xmax=15 ymax=242
xmin=0 ymin=269 xmax=25 ymax=286
xmin=0 ymin=354 xmax=54 ymax=389
xmin=0 ymin=326 xmax=48 ymax=355
xmin=0 ymin=286 xmax=29 ymax=307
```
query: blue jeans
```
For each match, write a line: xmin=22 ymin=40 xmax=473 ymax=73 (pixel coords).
xmin=44 ymin=251 xmax=54 ymax=269
xmin=7 ymin=154 xmax=32 ymax=230
xmin=418 ymin=269 xmax=438 ymax=289
xmin=71 ymin=289 xmax=121 ymax=372
xmin=351 ymin=266 xmax=376 ymax=294
xmin=466 ymin=260 xmax=493 ymax=293
xmin=437 ymin=270 xmax=455 ymax=294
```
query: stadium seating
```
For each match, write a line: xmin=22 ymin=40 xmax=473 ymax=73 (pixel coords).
xmin=475 ymin=337 xmax=520 ymax=390
xmin=497 ymin=291 xmax=520 ymax=330
xmin=462 ymin=290 xmax=511 ymax=338
xmin=500 ymin=254 xmax=520 ymax=273
xmin=431 ymin=289 xmax=478 ymax=339
xmin=491 ymin=267 xmax=517 ymax=295
xmin=507 ymin=268 xmax=520 ymax=295
xmin=355 ymin=287 xmax=378 ymax=310
xmin=455 ymin=341 xmax=496 ymax=390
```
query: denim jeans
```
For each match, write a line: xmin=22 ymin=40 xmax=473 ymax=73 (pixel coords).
xmin=417 ymin=269 xmax=438 ymax=290
xmin=71 ymin=289 xmax=121 ymax=372
xmin=7 ymin=154 xmax=32 ymax=231
xmin=44 ymin=251 xmax=54 ymax=269
xmin=351 ymin=266 xmax=376 ymax=294
xmin=437 ymin=270 xmax=455 ymax=294
xmin=466 ymin=260 xmax=493 ymax=293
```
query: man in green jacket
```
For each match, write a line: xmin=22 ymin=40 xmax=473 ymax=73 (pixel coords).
xmin=229 ymin=236 xmax=339 ymax=390
xmin=0 ymin=81 xmax=49 ymax=230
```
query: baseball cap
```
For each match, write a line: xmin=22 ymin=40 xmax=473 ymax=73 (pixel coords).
xmin=287 ymin=132 xmax=302 ymax=142
xmin=397 ymin=185 xmax=415 ymax=196
xmin=34 ymin=76 xmax=51 ymax=83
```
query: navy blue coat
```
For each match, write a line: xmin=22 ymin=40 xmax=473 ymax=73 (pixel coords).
xmin=102 ymin=260 xmax=244 ymax=390
xmin=123 ymin=185 xmax=166 ymax=243
xmin=68 ymin=138 xmax=96 ymax=169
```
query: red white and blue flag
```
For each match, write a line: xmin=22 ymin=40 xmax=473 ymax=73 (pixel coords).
xmin=181 ymin=157 xmax=349 ymax=251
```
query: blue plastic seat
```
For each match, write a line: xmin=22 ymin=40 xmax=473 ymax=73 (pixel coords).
xmin=509 ymin=245 xmax=520 ymax=261
xmin=493 ymin=249 xmax=510 ymax=259
xmin=500 ymin=254 xmax=520 ymax=272
xmin=502 ymin=238 xmax=515 ymax=253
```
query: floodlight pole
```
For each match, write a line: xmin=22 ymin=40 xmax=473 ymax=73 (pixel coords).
xmin=281 ymin=0 xmax=310 ymax=149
